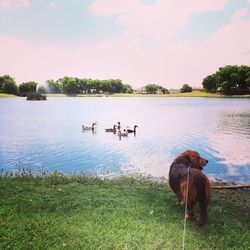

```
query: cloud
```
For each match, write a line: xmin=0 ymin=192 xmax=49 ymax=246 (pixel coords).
xmin=207 ymin=10 xmax=250 ymax=60
xmin=0 ymin=0 xmax=11 ymax=8
xmin=230 ymin=7 xmax=248 ymax=22
xmin=90 ymin=0 xmax=229 ymax=16
xmin=49 ymin=1 xmax=59 ymax=9
xmin=16 ymin=0 xmax=28 ymax=8
xmin=0 ymin=0 xmax=29 ymax=8
xmin=0 ymin=3 xmax=249 ymax=88
xmin=81 ymin=7 xmax=249 ymax=87
xmin=90 ymin=0 xmax=229 ymax=40
xmin=90 ymin=0 xmax=140 ymax=17
xmin=207 ymin=131 xmax=250 ymax=167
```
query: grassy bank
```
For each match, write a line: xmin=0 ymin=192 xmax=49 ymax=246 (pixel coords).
xmin=45 ymin=92 xmax=250 ymax=98
xmin=106 ymin=92 xmax=226 ymax=97
xmin=1 ymin=92 xmax=250 ymax=98
xmin=0 ymin=93 xmax=17 ymax=98
xmin=0 ymin=176 xmax=249 ymax=249
xmin=99 ymin=92 xmax=250 ymax=98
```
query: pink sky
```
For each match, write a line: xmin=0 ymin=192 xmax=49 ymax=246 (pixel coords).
xmin=0 ymin=0 xmax=249 ymax=88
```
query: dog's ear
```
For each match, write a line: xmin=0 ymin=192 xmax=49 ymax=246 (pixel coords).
xmin=182 ymin=155 xmax=192 ymax=164
xmin=178 ymin=150 xmax=192 ymax=159
xmin=183 ymin=151 xmax=201 ymax=169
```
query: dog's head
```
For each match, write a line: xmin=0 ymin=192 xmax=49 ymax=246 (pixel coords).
xmin=178 ymin=150 xmax=208 ymax=170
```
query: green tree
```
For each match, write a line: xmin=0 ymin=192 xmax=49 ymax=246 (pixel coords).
xmin=84 ymin=79 xmax=96 ymax=93
xmin=246 ymin=73 xmax=250 ymax=92
xmin=161 ymin=87 xmax=169 ymax=94
xmin=215 ymin=65 xmax=250 ymax=94
xmin=46 ymin=79 xmax=62 ymax=94
xmin=59 ymin=77 xmax=80 ymax=94
xmin=202 ymin=65 xmax=250 ymax=95
xmin=102 ymin=80 xmax=111 ymax=93
xmin=145 ymin=84 xmax=162 ymax=94
xmin=122 ymin=84 xmax=133 ymax=93
xmin=79 ymin=78 xmax=89 ymax=93
xmin=180 ymin=84 xmax=192 ymax=93
xmin=109 ymin=79 xmax=123 ymax=93
xmin=236 ymin=65 xmax=250 ymax=94
xmin=202 ymin=74 xmax=217 ymax=93
xmin=216 ymin=65 xmax=238 ymax=94
xmin=44 ymin=77 xmax=134 ymax=94
xmin=91 ymin=79 xmax=101 ymax=93
xmin=0 ymin=76 xmax=5 ymax=90
xmin=0 ymin=75 xmax=18 ymax=94
xmin=19 ymin=81 xmax=38 ymax=96
xmin=220 ymin=80 xmax=234 ymax=95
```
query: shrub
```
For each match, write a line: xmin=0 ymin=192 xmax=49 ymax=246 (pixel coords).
xmin=180 ymin=84 xmax=192 ymax=93
xmin=26 ymin=92 xmax=47 ymax=101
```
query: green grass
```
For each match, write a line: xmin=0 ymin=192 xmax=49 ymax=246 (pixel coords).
xmin=45 ymin=92 xmax=250 ymax=98
xmin=108 ymin=92 xmax=250 ymax=98
xmin=166 ymin=91 xmax=250 ymax=98
xmin=0 ymin=176 xmax=249 ymax=249
xmin=1 ymin=92 xmax=250 ymax=98
xmin=0 ymin=93 xmax=17 ymax=98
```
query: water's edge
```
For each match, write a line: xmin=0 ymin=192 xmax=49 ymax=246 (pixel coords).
xmin=1 ymin=168 xmax=250 ymax=186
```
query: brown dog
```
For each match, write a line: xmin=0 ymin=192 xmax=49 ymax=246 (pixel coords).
xmin=169 ymin=150 xmax=211 ymax=227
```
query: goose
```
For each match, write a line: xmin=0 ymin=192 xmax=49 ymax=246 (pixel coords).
xmin=105 ymin=125 xmax=117 ymax=132
xmin=118 ymin=130 xmax=128 ymax=137
xmin=117 ymin=122 xmax=121 ymax=130
xmin=125 ymin=125 xmax=138 ymax=133
xmin=82 ymin=123 xmax=96 ymax=130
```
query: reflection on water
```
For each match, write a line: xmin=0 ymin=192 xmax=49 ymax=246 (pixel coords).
xmin=0 ymin=97 xmax=250 ymax=182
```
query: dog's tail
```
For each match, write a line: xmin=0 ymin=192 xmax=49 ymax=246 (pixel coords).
xmin=194 ymin=176 xmax=210 ymax=227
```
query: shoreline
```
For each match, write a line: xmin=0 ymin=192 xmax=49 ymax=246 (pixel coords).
xmin=1 ymin=169 xmax=249 ymax=187
xmin=1 ymin=92 xmax=250 ymax=98
xmin=0 ymin=93 xmax=18 ymax=98
xmin=42 ymin=92 xmax=250 ymax=98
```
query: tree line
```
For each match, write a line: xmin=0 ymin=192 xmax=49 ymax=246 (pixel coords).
xmin=40 ymin=77 xmax=134 ymax=94
xmin=1 ymin=65 xmax=249 ymax=96
xmin=0 ymin=75 xmax=185 ymax=95
xmin=202 ymin=65 xmax=250 ymax=95
xmin=0 ymin=76 xmax=134 ymax=96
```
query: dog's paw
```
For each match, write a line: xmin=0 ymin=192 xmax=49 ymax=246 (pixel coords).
xmin=176 ymin=200 xmax=184 ymax=205
xmin=185 ymin=213 xmax=192 ymax=220
xmin=196 ymin=217 xmax=206 ymax=227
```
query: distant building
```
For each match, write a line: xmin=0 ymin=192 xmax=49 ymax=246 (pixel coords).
xmin=192 ymin=87 xmax=204 ymax=92
xmin=169 ymin=89 xmax=180 ymax=94
xmin=90 ymin=88 xmax=96 ymax=93
xmin=133 ymin=87 xmax=147 ymax=94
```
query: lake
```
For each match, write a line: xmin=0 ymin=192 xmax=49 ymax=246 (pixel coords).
xmin=0 ymin=97 xmax=250 ymax=182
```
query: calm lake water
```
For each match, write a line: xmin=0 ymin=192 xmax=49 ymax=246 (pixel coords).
xmin=0 ymin=97 xmax=250 ymax=182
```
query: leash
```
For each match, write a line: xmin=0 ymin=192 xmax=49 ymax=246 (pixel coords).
xmin=182 ymin=165 xmax=191 ymax=250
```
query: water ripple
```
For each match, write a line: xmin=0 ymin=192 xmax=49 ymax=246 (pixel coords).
xmin=0 ymin=97 xmax=250 ymax=182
